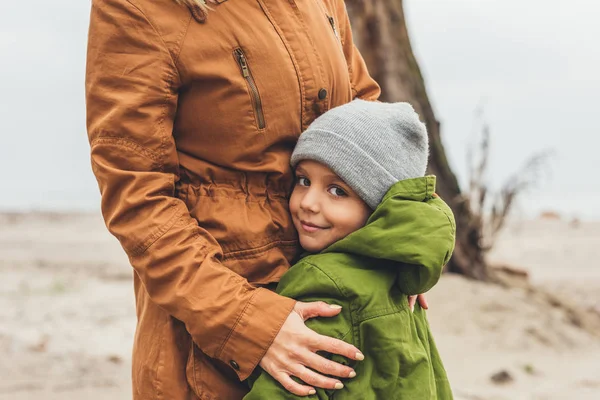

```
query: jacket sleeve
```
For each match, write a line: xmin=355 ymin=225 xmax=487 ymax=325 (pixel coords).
xmin=86 ymin=0 xmax=295 ymax=380
xmin=392 ymin=197 xmax=456 ymax=295
xmin=333 ymin=0 xmax=381 ymax=101
xmin=244 ymin=261 xmax=353 ymax=400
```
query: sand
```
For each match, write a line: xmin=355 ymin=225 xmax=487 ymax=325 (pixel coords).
xmin=1 ymin=212 xmax=598 ymax=399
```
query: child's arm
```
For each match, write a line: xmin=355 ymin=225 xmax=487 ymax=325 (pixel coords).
xmin=398 ymin=194 xmax=456 ymax=295
xmin=244 ymin=261 xmax=354 ymax=400
xmin=393 ymin=195 xmax=456 ymax=295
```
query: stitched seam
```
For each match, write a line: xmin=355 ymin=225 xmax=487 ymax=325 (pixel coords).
xmin=301 ymin=260 xmax=349 ymax=298
xmin=434 ymin=205 xmax=456 ymax=236
xmin=246 ymin=293 xmax=296 ymax=380
xmin=173 ymin=13 xmax=192 ymax=67
xmin=221 ymin=236 xmax=297 ymax=254
xmin=215 ymin=287 xmax=255 ymax=360
xmin=125 ymin=0 xmax=181 ymax=168
xmin=222 ymin=240 xmax=298 ymax=260
xmin=128 ymin=205 xmax=182 ymax=257
xmin=336 ymin=3 xmax=356 ymax=97
xmin=91 ymin=136 xmax=163 ymax=164
xmin=380 ymin=179 xmax=434 ymax=203
xmin=192 ymin=193 xmax=289 ymax=201
xmin=257 ymin=0 xmax=305 ymax=129
xmin=357 ymin=308 xmax=408 ymax=324
xmin=338 ymin=327 xmax=353 ymax=341
xmin=290 ymin=1 xmax=327 ymax=107
xmin=191 ymin=343 xmax=202 ymax=398
xmin=154 ymin=317 xmax=168 ymax=400
xmin=300 ymin=261 xmax=358 ymax=339
xmin=126 ymin=0 xmax=181 ymax=70
xmin=356 ymin=306 xmax=407 ymax=322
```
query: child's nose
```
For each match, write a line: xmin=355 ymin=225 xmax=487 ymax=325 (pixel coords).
xmin=299 ymin=190 xmax=320 ymax=213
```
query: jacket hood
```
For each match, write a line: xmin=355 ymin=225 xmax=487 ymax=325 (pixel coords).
xmin=322 ymin=176 xmax=456 ymax=294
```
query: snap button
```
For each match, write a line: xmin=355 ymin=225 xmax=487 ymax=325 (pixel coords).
xmin=318 ymin=88 xmax=328 ymax=100
xmin=229 ymin=360 xmax=240 ymax=371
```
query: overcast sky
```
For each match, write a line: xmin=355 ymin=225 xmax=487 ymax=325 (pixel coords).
xmin=0 ymin=0 xmax=598 ymax=219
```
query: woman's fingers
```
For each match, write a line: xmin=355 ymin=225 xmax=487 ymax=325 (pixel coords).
xmin=407 ymin=294 xmax=429 ymax=312
xmin=301 ymin=350 xmax=356 ymax=380
xmin=311 ymin=332 xmax=364 ymax=361
xmin=417 ymin=293 xmax=429 ymax=309
xmin=292 ymin=364 xmax=345 ymax=390
xmin=260 ymin=308 xmax=362 ymax=394
xmin=295 ymin=301 xmax=342 ymax=321
xmin=408 ymin=295 xmax=417 ymax=312
xmin=275 ymin=372 xmax=317 ymax=397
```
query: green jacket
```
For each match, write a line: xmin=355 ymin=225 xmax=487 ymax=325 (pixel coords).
xmin=245 ymin=176 xmax=456 ymax=399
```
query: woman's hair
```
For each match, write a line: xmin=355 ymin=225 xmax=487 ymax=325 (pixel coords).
xmin=175 ymin=0 xmax=218 ymax=12
xmin=174 ymin=0 xmax=218 ymax=22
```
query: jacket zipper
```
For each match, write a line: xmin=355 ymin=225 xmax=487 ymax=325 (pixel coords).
xmin=327 ymin=15 xmax=340 ymax=40
xmin=324 ymin=13 xmax=348 ymax=69
xmin=234 ymin=48 xmax=266 ymax=130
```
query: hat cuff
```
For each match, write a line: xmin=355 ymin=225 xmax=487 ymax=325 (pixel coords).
xmin=290 ymin=129 xmax=397 ymax=209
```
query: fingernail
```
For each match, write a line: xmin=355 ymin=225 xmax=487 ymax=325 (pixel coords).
xmin=410 ymin=305 xmax=415 ymax=312
xmin=355 ymin=352 xmax=364 ymax=361
xmin=334 ymin=382 xmax=344 ymax=390
xmin=348 ymin=370 xmax=356 ymax=378
xmin=308 ymin=389 xmax=316 ymax=395
xmin=329 ymin=304 xmax=342 ymax=309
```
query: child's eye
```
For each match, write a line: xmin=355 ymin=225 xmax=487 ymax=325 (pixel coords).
xmin=328 ymin=186 xmax=347 ymax=197
xmin=297 ymin=177 xmax=310 ymax=187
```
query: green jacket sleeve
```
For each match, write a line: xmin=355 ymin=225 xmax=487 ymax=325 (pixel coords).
xmin=325 ymin=178 xmax=456 ymax=296
xmin=392 ymin=196 xmax=456 ymax=295
xmin=244 ymin=261 xmax=354 ymax=400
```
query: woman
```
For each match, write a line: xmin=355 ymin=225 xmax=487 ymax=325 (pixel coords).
xmin=86 ymin=0 xmax=421 ymax=398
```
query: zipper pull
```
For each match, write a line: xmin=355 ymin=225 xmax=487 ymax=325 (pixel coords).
xmin=327 ymin=16 xmax=339 ymax=40
xmin=235 ymin=49 xmax=250 ymax=78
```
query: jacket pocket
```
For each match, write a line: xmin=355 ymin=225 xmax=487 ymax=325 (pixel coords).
xmin=233 ymin=48 xmax=266 ymax=130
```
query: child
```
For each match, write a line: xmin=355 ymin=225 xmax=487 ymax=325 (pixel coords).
xmin=245 ymin=100 xmax=456 ymax=399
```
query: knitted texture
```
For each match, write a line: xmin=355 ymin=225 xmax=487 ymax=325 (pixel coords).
xmin=291 ymin=99 xmax=429 ymax=209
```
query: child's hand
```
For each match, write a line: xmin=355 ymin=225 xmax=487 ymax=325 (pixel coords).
xmin=259 ymin=301 xmax=362 ymax=396
xmin=408 ymin=294 xmax=429 ymax=312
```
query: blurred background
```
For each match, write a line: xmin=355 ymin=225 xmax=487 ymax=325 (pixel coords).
xmin=1 ymin=0 xmax=599 ymax=399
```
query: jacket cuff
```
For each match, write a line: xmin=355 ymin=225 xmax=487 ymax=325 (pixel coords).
xmin=216 ymin=288 xmax=296 ymax=380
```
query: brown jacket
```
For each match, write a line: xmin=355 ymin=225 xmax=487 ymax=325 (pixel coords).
xmin=85 ymin=0 xmax=380 ymax=399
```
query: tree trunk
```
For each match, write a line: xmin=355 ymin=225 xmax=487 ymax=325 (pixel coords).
xmin=346 ymin=0 xmax=487 ymax=280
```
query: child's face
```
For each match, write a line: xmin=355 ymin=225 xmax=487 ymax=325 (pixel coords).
xmin=289 ymin=160 xmax=372 ymax=253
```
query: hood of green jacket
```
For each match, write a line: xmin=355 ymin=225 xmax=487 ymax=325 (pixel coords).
xmin=323 ymin=175 xmax=456 ymax=294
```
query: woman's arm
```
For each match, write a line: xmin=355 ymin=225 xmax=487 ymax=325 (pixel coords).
xmin=85 ymin=0 xmax=295 ymax=381
xmin=247 ymin=262 xmax=355 ymax=399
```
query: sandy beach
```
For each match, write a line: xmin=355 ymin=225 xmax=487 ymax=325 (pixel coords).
xmin=1 ymin=212 xmax=599 ymax=399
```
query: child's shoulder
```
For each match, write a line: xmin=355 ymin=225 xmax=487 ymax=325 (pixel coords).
xmin=295 ymin=251 xmax=365 ymax=273
xmin=290 ymin=252 xmax=396 ymax=291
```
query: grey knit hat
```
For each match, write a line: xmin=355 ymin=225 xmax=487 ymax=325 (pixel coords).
xmin=290 ymin=99 xmax=429 ymax=209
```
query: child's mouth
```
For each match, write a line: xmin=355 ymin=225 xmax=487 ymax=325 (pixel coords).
xmin=300 ymin=220 xmax=326 ymax=233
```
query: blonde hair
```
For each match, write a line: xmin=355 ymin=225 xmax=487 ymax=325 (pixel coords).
xmin=175 ymin=0 xmax=218 ymax=21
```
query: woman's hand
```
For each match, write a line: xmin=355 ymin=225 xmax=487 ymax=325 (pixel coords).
xmin=408 ymin=294 xmax=429 ymax=312
xmin=259 ymin=301 xmax=363 ymax=396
